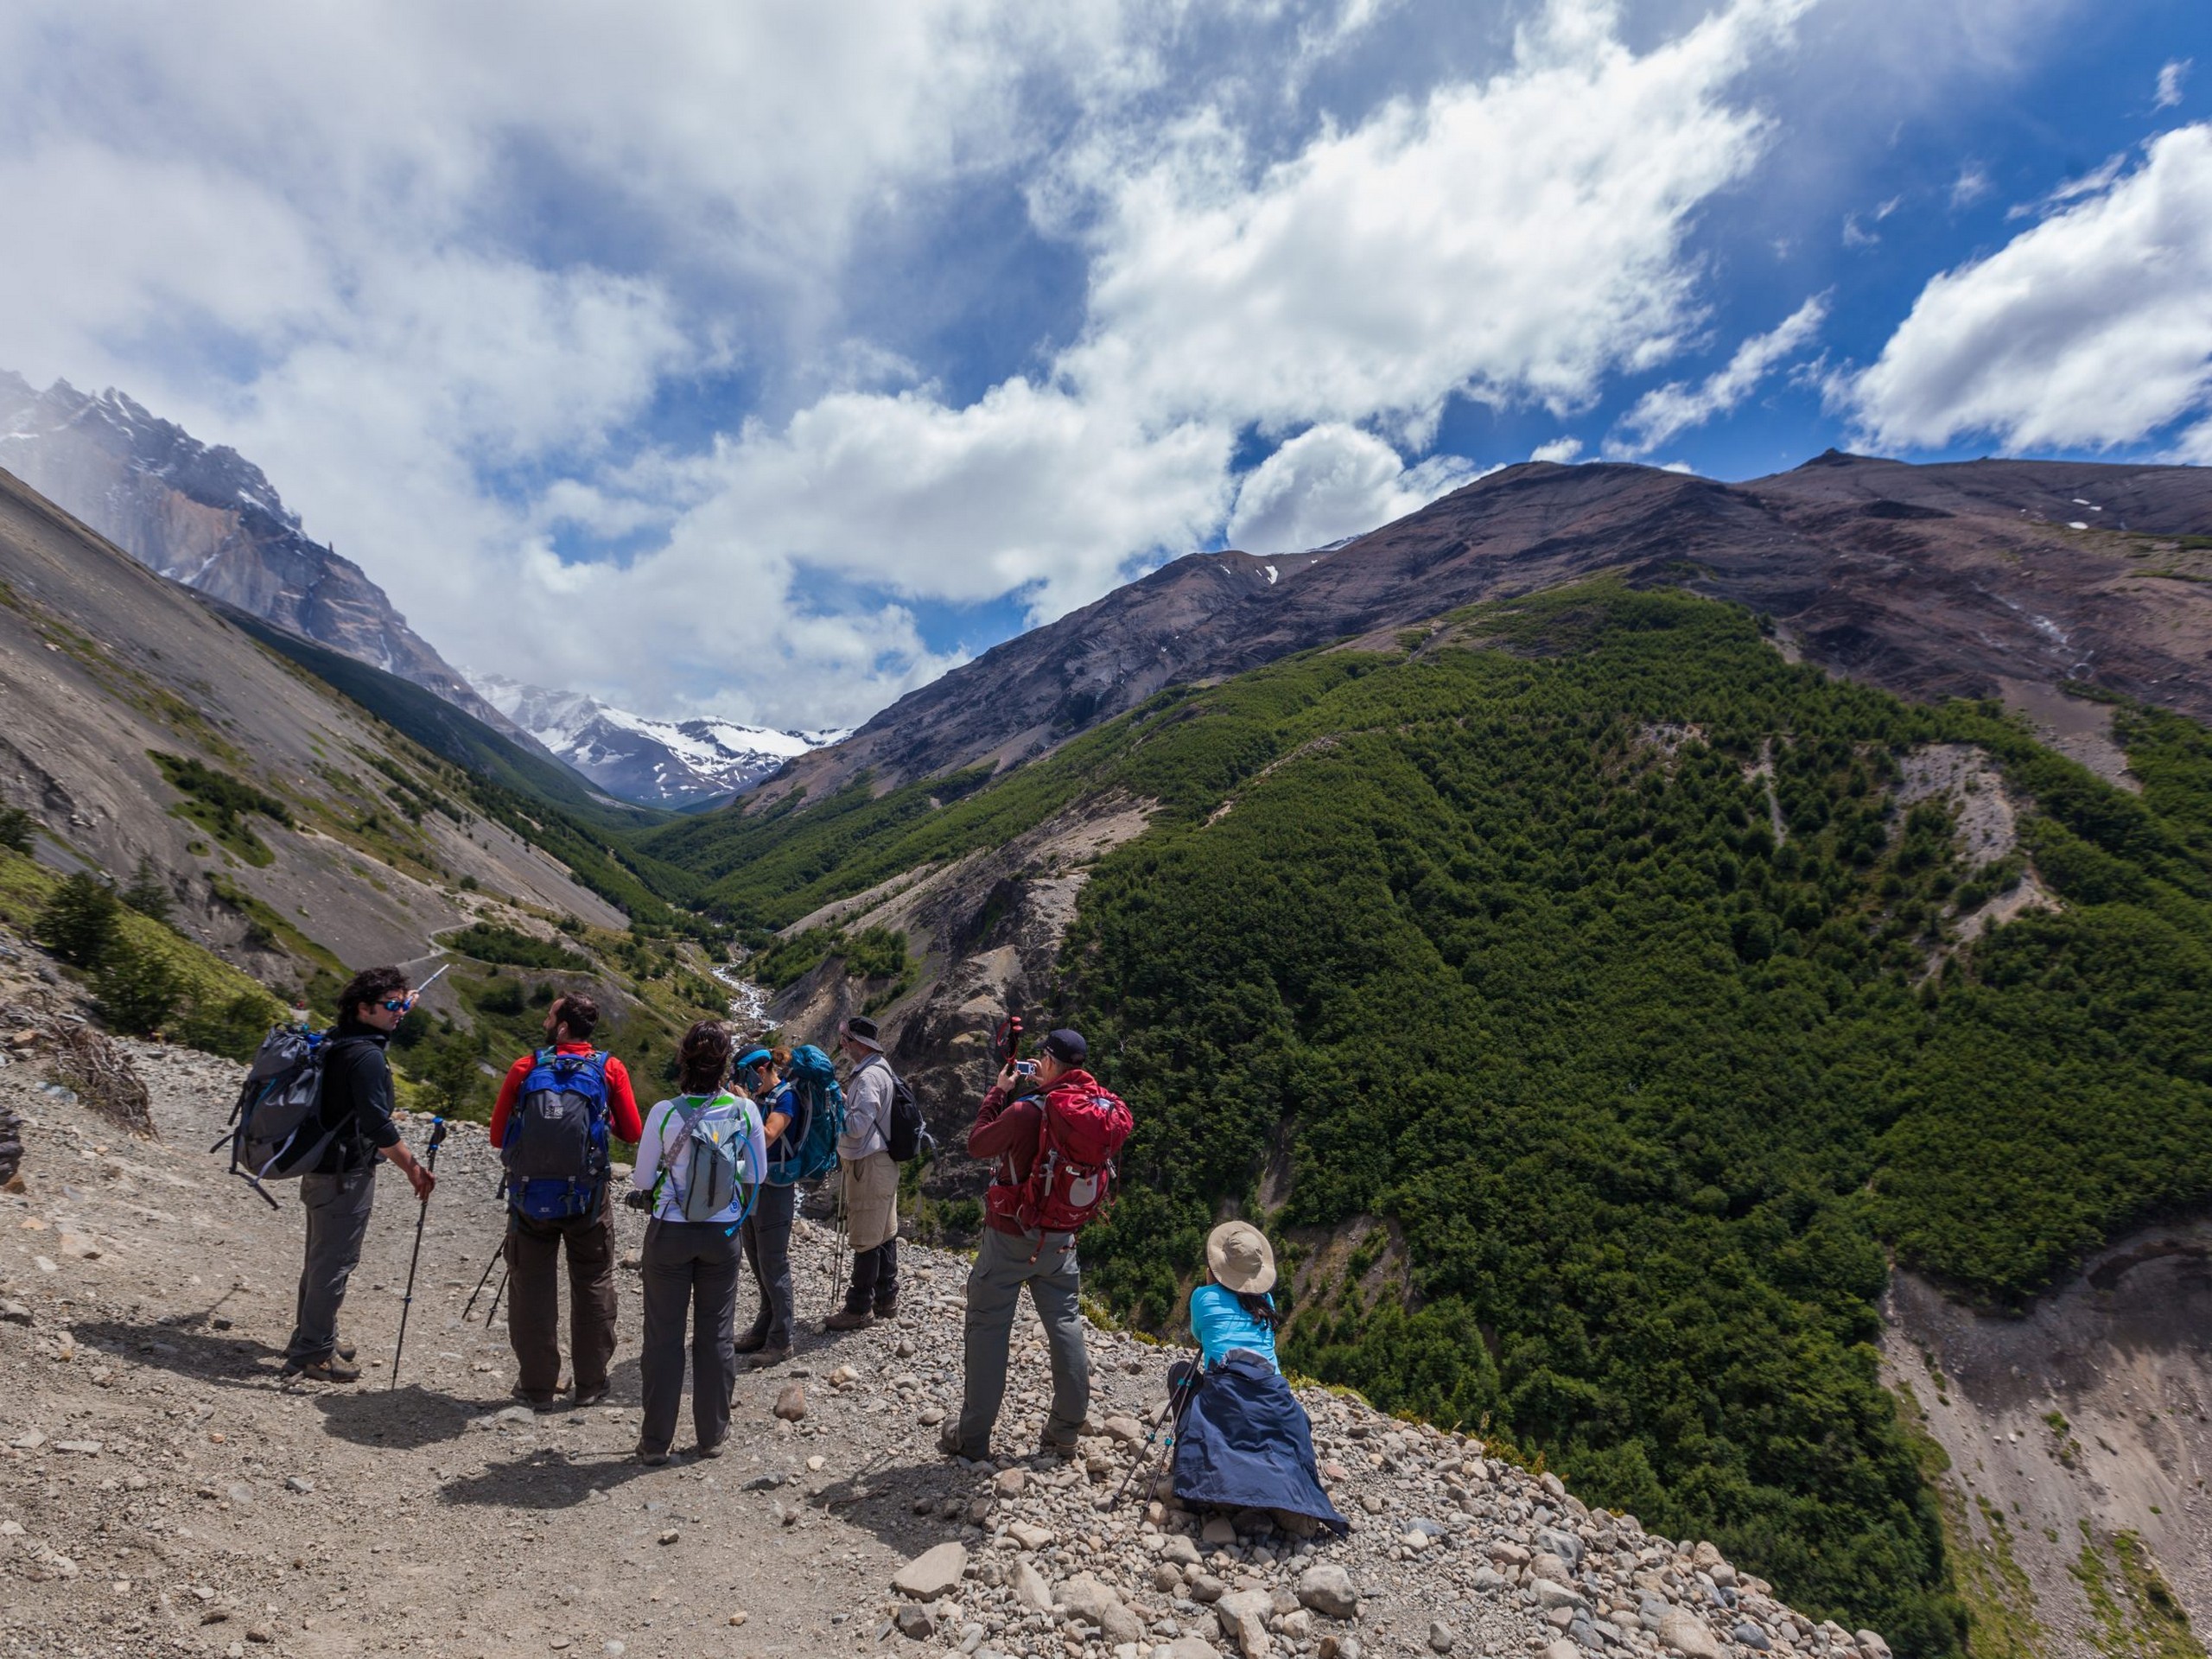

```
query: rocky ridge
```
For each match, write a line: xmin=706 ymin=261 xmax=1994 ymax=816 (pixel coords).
xmin=749 ymin=453 xmax=2212 ymax=810
xmin=0 ymin=372 xmax=524 ymax=746
xmin=0 ymin=963 xmax=1873 ymax=1659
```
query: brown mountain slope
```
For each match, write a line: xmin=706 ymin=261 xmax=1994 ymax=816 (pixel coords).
xmin=0 ymin=461 xmax=626 ymax=996
xmin=0 ymin=373 xmax=530 ymax=745
xmin=753 ymin=452 xmax=2212 ymax=808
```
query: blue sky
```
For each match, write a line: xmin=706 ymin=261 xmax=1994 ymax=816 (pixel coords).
xmin=0 ymin=1 xmax=2206 ymax=729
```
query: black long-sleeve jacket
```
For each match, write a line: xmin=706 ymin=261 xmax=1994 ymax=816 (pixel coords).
xmin=314 ymin=1015 xmax=401 ymax=1173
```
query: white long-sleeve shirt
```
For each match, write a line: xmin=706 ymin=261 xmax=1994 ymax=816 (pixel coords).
xmin=838 ymin=1054 xmax=894 ymax=1160
xmin=631 ymin=1092 xmax=766 ymax=1224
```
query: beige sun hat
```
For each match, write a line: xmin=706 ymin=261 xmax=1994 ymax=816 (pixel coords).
xmin=1206 ymin=1220 xmax=1277 ymax=1296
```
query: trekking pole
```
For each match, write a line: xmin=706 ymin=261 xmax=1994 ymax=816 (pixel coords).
xmin=1109 ymin=1366 xmax=1198 ymax=1511
xmin=484 ymin=1267 xmax=509 ymax=1328
xmin=818 ymin=1176 xmax=840 ymax=1318
xmin=388 ymin=1116 xmax=448 ymax=1390
xmin=461 ymin=1236 xmax=504 ymax=1322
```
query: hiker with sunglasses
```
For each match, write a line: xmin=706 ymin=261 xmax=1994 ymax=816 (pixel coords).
xmin=279 ymin=967 xmax=435 ymax=1382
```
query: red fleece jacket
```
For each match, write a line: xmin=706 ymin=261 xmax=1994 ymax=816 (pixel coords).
xmin=488 ymin=1043 xmax=644 ymax=1147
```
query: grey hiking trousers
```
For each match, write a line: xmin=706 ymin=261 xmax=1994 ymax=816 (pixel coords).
xmin=637 ymin=1217 xmax=742 ymax=1455
xmin=954 ymin=1224 xmax=1090 ymax=1457
xmin=284 ymin=1165 xmax=376 ymax=1367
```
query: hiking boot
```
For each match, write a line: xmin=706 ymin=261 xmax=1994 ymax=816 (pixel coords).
xmin=872 ymin=1296 xmax=899 ymax=1320
xmin=572 ymin=1387 xmax=609 ymax=1409
xmin=695 ymin=1439 xmax=725 ymax=1459
xmin=823 ymin=1308 xmax=874 ymax=1332
xmin=938 ymin=1422 xmax=984 ymax=1461
xmin=510 ymin=1385 xmax=557 ymax=1412
xmin=284 ymin=1354 xmax=360 ymax=1385
xmin=748 ymin=1345 xmax=792 ymax=1370
xmin=1036 ymin=1433 xmax=1081 ymax=1462
xmin=733 ymin=1324 xmax=770 ymax=1356
xmin=633 ymin=1444 xmax=670 ymax=1466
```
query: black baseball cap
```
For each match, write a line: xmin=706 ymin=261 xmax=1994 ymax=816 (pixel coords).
xmin=1043 ymin=1028 xmax=1088 ymax=1066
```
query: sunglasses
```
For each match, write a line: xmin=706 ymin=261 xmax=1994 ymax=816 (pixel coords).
xmin=379 ymin=995 xmax=416 ymax=1013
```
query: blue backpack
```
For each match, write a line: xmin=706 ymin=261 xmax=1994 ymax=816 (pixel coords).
xmin=502 ymin=1048 xmax=613 ymax=1220
xmin=770 ymin=1045 xmax=844 ymax=1186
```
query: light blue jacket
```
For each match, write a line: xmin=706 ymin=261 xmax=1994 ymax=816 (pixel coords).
xmin=1190 ymin=1282 xmax=1279 ymax=1372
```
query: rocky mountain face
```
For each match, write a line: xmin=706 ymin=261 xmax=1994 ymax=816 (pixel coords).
xmin=0 ymin=460 xmax=628 ymax=1001
xmin=472 ymin=671 xmax=842 ymax=808
xmin=0 ymin=372 xmax=524 ymax=741
xmin=752 ymin=453 xmax=2212 ymax=809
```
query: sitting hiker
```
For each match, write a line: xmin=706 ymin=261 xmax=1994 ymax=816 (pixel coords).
xmin=1169 ymin=1222 xmax=1347 ymax=1535
xmin=734 ymin=1045 xmax=799 ymax=1367
xmin=488 ymin=994 xmax=642 ymax=1408
xmin=1188 ymin=1219 xmax=1281 ymax=1372
xmin=629 ymin=1021 xmax=765 ymax=1464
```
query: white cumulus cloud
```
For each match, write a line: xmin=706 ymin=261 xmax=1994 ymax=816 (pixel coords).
xmin=1071 ymin=0 xmax=1803 ymax=443
xmin=1843 ymin=124 xmax=2212 ymax=456
xmin=1225 ymin=425 xmax=1478 ymax=552
xmin=1610 ymin=293 xmax=1828 ymax=455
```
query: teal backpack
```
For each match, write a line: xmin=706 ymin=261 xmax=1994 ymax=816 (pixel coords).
xmin=772 ymin=1045 xmax=844 ymax=1186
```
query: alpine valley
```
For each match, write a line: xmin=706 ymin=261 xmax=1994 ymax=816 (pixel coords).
xmin=2 ymin=438 xmax=2209 ymax=1659
xmin=639 ymin=454 xmax=2212 ymax=1659
xmin=0 ymin=372 xmax=828 ymax=810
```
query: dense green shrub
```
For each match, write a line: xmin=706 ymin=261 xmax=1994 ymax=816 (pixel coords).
xmin=94 ymin=950 xmax=185 ymax=1035
xmin=37 ymin=872 xmax=122 ymax=968
xmin=175 ymin=990 xmax=286 ymax=1061
xmin=0 ymin=806 xmax=34 ymax=855
xmin=446 ymin=922 xmax=587 ymax=969
xmin=149 ymin=753 xmax=292 ymax=863
xmin=642 ymin=582 xmax=2212 ymax=1656
xmin=119 ymin=856 xmax=175 ymax=925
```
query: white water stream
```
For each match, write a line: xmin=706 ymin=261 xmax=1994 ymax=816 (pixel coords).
xmin=710 ymin=962 xmax=772 ymax=1033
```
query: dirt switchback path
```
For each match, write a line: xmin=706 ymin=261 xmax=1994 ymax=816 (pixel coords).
xmin=0 ymin=1045 xmax=1848 ymax=1659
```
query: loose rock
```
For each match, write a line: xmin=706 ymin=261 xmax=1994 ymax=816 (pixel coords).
xmin=893 ymin=1541 xmax=968 ymax=1601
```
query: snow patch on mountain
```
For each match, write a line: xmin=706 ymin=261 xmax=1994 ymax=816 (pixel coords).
xmin=469 ymin=672 xmax=842 ymax=808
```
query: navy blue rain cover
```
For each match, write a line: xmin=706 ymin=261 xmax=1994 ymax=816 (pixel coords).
xmin=1171 ymin=1351 xmax=1349 ymax=1533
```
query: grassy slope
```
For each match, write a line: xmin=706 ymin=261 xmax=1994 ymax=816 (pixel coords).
xmin=0 ymin=846 xmax=287 ymax=1049
xmin=643 ymin=582 xmax=2212 ymax=1656
xmin=222 ymin=611 xmax=702 ymax=922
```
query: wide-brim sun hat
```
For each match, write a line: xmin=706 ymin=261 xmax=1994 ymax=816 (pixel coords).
xmin=839 ymin=1014 xmax=884 ymax=1052
xmin=1206 ymin=1220 xmax=1277 ymax=1295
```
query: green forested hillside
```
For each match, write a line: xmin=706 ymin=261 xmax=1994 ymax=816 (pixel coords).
xmin=646 ymin=583 xmax=2212 ymax=1656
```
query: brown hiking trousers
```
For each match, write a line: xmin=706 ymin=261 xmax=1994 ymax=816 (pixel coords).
xmin=504 ymin=1202 xmax=617 ymax=1400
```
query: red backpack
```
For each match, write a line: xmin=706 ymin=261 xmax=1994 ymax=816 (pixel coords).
xmin=988 ymin=1076 xmax=1133 ymax=1236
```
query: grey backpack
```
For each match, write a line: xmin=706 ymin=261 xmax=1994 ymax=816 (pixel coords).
xmin=214 ymin=1027 xmax=344 ymax=1207
xmin=666 ymin=1094 xmax=756 ymax=1224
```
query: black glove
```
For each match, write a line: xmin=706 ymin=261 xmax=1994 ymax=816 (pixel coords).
xmin=622 ymin=1187 xmax=655 ymax=1213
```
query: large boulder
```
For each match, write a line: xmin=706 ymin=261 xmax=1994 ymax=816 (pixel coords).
xmin=1056 ymin=1573 xmax=1144 ymax=1645
xmin=1294 ymin=1564 xmax=1358 ymax=1619
xmin=1217 ymin=1588 xmax=1275 ymax=1659
xmin=892 ymin=1541 xmax=967 ymax=1601
xmin=1658 ymin=1609 xmax=1725 ymax=1659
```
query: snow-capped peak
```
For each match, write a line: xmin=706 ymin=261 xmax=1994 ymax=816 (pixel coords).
xmin=468 ymin=672 xmax=844 ymax=808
